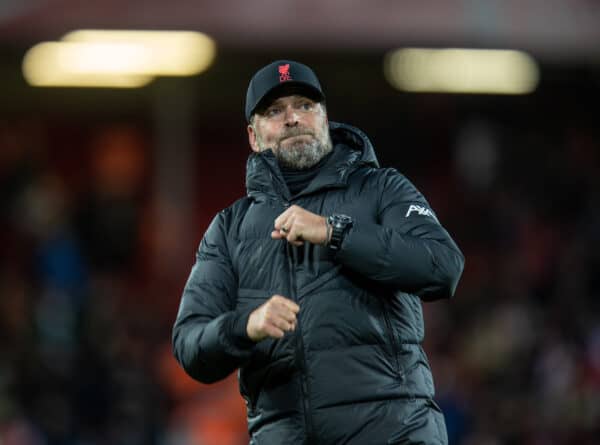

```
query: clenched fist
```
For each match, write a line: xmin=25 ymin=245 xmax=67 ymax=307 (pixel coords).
xmin=272 ymin=205 xmax=331 ymax=246
xmin=247 ymin=295 xmax=300 ymax=342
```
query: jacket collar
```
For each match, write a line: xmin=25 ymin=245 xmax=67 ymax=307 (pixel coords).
xmin=245 ymin=122 xmax=379 ymax=200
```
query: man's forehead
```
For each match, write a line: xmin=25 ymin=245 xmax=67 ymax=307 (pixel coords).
xmin=267 ymin=94 xmax=315 ymax=107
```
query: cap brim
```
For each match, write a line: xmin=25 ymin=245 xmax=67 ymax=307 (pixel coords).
xmin=251 ymin=82 xmax=325 ymax=117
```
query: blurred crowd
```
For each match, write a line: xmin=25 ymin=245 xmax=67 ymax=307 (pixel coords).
xmin=0 ymin=89 xmax=599 ymax=445
xmin=422 ymin=112 xmax=600 ymax=445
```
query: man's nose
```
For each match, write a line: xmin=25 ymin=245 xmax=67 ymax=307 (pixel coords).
xmin=283 ymin=106 xmax=299 ymax=126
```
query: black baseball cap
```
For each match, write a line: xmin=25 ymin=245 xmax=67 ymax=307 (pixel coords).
xmin=245 ymin=60 xmax=325 ymax=122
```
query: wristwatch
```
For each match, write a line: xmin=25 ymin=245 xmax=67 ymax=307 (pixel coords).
xmin=327 ymin=214 xmax=353 ymax=251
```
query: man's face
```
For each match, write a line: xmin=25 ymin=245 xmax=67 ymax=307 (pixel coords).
xmin=247 ymin=94 xmax=333 ymax=170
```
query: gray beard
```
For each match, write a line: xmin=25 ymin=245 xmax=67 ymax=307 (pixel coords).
xmin=274 ymin=137 xmax=333 ymax=170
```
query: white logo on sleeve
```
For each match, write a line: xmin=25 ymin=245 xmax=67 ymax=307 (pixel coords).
xmin=405 ymin=204 xmax=438 ymax=221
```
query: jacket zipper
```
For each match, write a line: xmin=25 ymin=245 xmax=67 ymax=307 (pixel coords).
xmin=286 ymin=240 xmax=315 ymax=444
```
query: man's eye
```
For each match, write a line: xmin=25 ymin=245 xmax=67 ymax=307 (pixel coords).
xmin=266 ymin=108 xmax=281 ymax=117
xmin=301 ymin=102 xmax=313 ymax=110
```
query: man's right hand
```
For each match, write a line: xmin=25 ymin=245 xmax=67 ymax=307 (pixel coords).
xmin=246 ymin=295 xmax=300 ymax=342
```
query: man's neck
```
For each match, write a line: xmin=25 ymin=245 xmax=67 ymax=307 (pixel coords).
xmin=279 ymin=149 xmax=335 ymax=195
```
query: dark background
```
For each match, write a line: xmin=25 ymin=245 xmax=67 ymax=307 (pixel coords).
xmin=1 ymin=1 xmax=599 ymax=444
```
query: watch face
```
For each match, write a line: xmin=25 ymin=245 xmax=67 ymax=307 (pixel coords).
xmin=331 ymin=214 xmax=352 ymax=226
xmin=337 ymin=215 xmax=352 ymax=224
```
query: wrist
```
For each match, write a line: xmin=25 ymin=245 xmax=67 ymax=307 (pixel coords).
xmin=323 ymin=218 xmax=332 ymax=246
xmin=232 ymin=307 xmax=256 ymax=348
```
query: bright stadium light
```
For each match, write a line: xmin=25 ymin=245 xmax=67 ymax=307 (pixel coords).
xmin=22 ymin=30 xmax=216 ymax=88
xmin=384 ymin=48 xmax=540 ymax=94
xmin=62 ymin=30 xmax=216 ymax=76
xmin=22 ymin=42 xmax=154 ymax=88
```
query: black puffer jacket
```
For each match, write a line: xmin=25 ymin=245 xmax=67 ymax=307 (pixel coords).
xmin=173 ymin=122 xmax=464 ymax=444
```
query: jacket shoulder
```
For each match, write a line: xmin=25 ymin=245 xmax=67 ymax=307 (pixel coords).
xmin=220 ymin=196 xmax=252 ymax=217
xmin=378 ymin=167 xmax=428 ymax=203
xmin=213 ymin=196 xmax=253 ymax=237
xmin=348 ymin=166 xmax=431 ymax=214
xmin=349 ymin=165 xmax=411 ymax=191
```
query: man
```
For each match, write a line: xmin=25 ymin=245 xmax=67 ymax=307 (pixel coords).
xmin=172 ymin=60 xmax=465 ymax=444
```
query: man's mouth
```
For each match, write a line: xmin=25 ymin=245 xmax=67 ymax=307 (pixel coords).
xmin=280 ymin=133 xmax=313 ymax=142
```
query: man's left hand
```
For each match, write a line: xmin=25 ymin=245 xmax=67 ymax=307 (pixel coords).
xmin=272 ymin=205 xmax=329 ymax=246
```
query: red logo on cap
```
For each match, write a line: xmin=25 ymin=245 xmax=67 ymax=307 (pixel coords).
xmin=279 ymin=64 xmax=292 ymax=82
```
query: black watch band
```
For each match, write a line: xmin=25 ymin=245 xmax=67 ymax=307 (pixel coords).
xmin=327 ymin=214 xmax=353 ymax=251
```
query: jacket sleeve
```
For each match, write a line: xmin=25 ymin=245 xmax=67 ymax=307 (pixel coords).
xmin=172 ymin=210 xmax=255 ymax=384
xmin=336 ymin=169 xmax=464 ymax=300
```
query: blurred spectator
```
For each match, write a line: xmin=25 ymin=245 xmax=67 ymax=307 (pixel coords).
xmin=76 ymin=125 xmax=147 ymax=274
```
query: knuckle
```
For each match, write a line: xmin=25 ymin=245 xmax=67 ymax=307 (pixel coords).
xmin=258 ymin=317 xmax=267 ymax=328
xmin=265 ymin=306 xmax=274 ymax=318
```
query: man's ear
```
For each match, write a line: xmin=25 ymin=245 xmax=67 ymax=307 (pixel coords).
xmin=247 ymin=124 xmax=260 ymax=153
